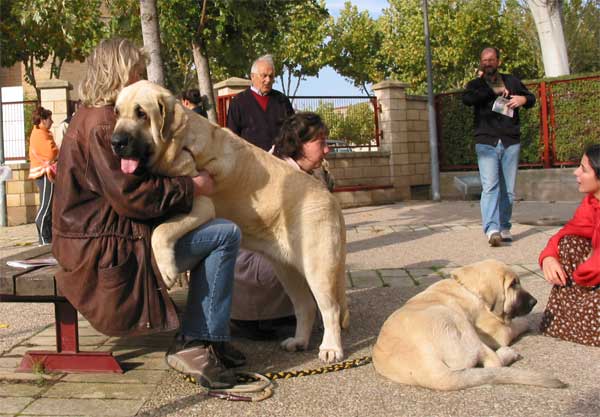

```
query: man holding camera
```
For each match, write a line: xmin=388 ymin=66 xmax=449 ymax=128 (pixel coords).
xmin=462 ymin=47 xmax=536 ymax=247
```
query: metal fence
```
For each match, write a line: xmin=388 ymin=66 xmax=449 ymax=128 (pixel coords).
xmin=1 ymin=100 xmax=38 ymax=161
xmin=217 ymin=94 xmax=380 ymax=150
xmin=0 ymin=100 xmax=81 ymax=161
xmin=435 ymin=75 xmax=600 ymax=171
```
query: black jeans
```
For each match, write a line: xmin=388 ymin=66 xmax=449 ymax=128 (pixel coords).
xmin=35 ymin=176 xmax=54 ymax=244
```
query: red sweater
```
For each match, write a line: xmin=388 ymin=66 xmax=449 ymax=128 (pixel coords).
xmin=539 ymin=193 xmax=600 ymax=287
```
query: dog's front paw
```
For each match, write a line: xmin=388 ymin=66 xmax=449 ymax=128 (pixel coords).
xmin=158 ymin=265 xmax=182 ymax=289
xmin=319 ymin=347 xmax=344 ymax=363
xmin=280 ymin=337 xmax=308 ymax=352
xmin=153 ymin=247 xmax=180 ymax=289
xmin=155 ymin=254 xmax=181 ymax=289
xmin=496 ymin=346 xmax=522 ymax=366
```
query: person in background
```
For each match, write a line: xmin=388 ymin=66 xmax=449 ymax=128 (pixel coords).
xmin=230 ymin=112 xmax=332 ymax=339
xmin=53 ymin=112 xmax=74 ymax=149
xmin=462 ymin=47 xmax=536 ymax=247
xmin=28 ymin=106 xmax=58 ymax=245
xmin=226 ymin=54 xmax=294 ymax=151
xmin=539 ymin=143 xmax=600 ymax=347
xmin=52 ymin=38 xmax=244 ymax=389
xmin=181 ymin=88 xmax=208 ymax=118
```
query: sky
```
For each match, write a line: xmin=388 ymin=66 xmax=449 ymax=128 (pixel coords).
xmin=273 ymin=0 xmax=389 ymax=97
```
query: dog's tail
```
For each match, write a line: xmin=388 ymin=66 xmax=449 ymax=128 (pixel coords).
xmin=424 ymin=367 xmax=566 ymax=391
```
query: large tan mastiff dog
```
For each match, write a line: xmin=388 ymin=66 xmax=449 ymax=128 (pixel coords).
xmin=373 ymin=259 xmax=566 ymax=390
xmin=111 ymin=80 xmax=349 ymax=363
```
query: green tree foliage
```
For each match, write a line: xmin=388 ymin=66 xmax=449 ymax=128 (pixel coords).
xmin=562 ymin=0 xmax=600 ymax=73
xmin=0 ymin=0 xmax=105 ymax=99
xmin=107 ymin=0 xmax=328 ymax=98
xmin=327 ymin=2 xmax=385 ymax=95
xmin=378 ymin=0 xmax=543 ymax=94
xmin=271 ymin=1 xmax=329 ymax=97
xmin=550 ymin=77 xmax=600 ymax=161
xmin=314 ymin=101 xmax=375 ymax=145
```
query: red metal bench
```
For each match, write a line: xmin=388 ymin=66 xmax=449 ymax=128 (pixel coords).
xmin=0 ymin=245 xmax=122 ymax=373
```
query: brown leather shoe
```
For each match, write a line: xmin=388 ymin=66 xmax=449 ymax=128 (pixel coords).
xmin=166 ymin=339 xmax=236 ymax=388
xmin=212 ymin=341 xmax=246 ymax=368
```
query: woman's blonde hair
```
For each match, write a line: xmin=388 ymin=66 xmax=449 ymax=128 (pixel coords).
xmin=78 ymin=38 xmax=148 ymax=106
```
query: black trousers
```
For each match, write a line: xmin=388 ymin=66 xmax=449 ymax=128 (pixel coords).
xmin=35 ymin=176 xmax=54 ymax=244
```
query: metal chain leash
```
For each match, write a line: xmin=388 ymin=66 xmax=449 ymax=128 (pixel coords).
xmin=184 ymin=356 xmax=373 ymax=402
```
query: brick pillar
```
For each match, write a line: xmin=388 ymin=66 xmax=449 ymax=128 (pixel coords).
xmin=37 ymin=79 xmax=72 ymax=138
xmin=372 ymin=80 xmax=411 ymax=200
xmin=213 ymin=77 xmax=251 ymax=126
xmin=213 ymin=77 xmax=251 ymax=97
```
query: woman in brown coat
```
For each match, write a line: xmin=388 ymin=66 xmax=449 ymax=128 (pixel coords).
xmin=52 ymin=38 xmax=243 ymax=389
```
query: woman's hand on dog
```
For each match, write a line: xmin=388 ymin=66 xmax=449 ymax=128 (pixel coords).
xmin=192 ymin=170 xmax=215 ymax=196
xmin=542 ymin=257 xmax=567 ymax=286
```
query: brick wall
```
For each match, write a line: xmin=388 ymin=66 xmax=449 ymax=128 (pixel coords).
xmin=4 ymin=163 xmax=38 ymax=225
xmin=327 ymin=151 xmax=395 ymax=208
xmin=405 ymin=96 xmax=431 ymax=188
xmin=0 ymin=64 xmax=23 ymax=90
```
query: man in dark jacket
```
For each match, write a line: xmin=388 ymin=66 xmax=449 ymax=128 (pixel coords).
xmin=226 ymin=54 xmax=294 ymax=151
xmin=463 ymin=47 xmax=536 ymax=247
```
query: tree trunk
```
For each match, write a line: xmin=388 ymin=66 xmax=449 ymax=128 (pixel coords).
xmin=192 ymin=40 xmax=217 ymax=123
xmin=527 ymin=0 xmax=570 ymax=77
xmin=139 ymin=0 xmax=165 ymax=86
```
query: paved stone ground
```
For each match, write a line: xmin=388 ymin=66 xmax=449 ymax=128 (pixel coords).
xmin=1 ymin=201 xmax=599 ymax=417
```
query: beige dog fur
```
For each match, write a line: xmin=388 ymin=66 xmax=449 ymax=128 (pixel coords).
xmin=113 ymin=80 xmax=349 ymax=363
xmin=373 ymin=259 xmax=566 ymax=390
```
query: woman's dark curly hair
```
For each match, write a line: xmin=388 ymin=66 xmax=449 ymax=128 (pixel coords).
xmin=32 ymin=106 xmax=52 ymax=127
xmin=584 ymin=143 xmax=600 ymax=179
xmin=181 ymin=88 xmax=202 ymax=105
xmin=273 ymin=112 xmax=328 ymax=160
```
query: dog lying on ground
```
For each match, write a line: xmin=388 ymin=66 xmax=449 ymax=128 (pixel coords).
xmin=111 ymin=80 xmax=349 ymax=363
xmin=372 ymin=259 xmax=566 ymax=390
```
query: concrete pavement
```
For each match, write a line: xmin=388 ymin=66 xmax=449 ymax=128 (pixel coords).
xmin=1 ymin=200 xmax=599 ymax=417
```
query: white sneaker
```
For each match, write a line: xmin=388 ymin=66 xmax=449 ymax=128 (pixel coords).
xmin=500 ymin=230 xmax=513 ymax=242
xmin=487 ymin=230 xmax=502 ymax=247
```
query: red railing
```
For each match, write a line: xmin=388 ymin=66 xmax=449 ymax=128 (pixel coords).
xmin=435 ymin=74 xmax=600 ymax=171
xmin=216 ymin=94 xmax=381 ymax=150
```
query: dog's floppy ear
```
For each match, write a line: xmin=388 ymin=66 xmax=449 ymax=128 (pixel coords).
xmin=155 ymin=92 xmax=188 ymax=143
xmin=452 ymin=260 xmax=505 ymax=317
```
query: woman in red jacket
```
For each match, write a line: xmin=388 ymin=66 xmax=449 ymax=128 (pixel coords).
xmin=28 ymin=106 xmax=58 ymax=245
xmin=539 ymin=143 xmax=600 ymax=346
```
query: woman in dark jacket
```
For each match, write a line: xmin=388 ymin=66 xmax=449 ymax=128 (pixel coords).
xmin=52 ymin=38 xmax=243 ymax=389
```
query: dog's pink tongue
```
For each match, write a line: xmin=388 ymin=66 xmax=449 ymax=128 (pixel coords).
xmin=120 ymin=158 xmax=139 ymax=174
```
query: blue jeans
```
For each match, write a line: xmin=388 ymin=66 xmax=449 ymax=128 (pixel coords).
xmin=476 ymin=141 xmax=520 ymax=235
xmin=174 ymin=218 xmax=241 ymax=342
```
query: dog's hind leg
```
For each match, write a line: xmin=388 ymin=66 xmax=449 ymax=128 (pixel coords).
xmin=152 ymin=195 xmax=215 ymax=288
xmin=269 ymin=262 xmax=317 ymax=353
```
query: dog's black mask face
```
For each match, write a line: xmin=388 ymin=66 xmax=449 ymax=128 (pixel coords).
xmin=510 ymin=289 xmax=537 ymax=318
xmin=111 ymin=130 xmax=150 ymax=160
xmin=111 ymin=104 xmax=152 ymax=162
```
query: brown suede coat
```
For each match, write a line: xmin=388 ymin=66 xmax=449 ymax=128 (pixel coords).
xmin=52 ymin=105 xmax=194 ymax=336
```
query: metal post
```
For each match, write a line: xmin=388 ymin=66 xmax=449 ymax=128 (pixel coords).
xmin=422 ymin=0 xmax=441 ymax=201
xmin=0 ymin=89 xmax=7 ymax=226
